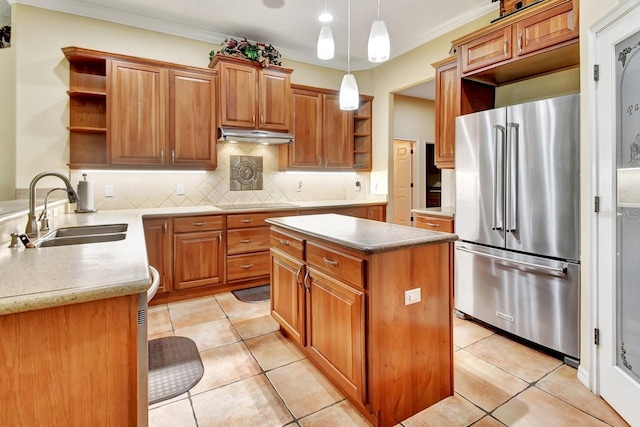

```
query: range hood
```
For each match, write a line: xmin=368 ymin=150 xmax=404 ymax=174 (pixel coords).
xmin=217 ymin=127 xmax=293 ymax=145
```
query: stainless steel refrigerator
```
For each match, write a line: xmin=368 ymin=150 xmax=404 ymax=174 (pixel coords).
xmin=454 ymin=93 xmax=580 ymax=361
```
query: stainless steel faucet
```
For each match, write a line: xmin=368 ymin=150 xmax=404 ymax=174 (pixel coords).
xmin=26 ymin=172 xmax=79 ymax=238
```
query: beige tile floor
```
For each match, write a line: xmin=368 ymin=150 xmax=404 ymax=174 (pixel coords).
xmin=147 ymin=294 xmax=630 ymax=427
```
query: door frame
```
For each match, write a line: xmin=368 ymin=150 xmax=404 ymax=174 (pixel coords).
xmin=590 ymin=1 xmax=640 ymax=424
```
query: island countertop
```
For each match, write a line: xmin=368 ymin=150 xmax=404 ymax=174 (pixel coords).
xmin=266 ymin=214 xmax=458 ymax=254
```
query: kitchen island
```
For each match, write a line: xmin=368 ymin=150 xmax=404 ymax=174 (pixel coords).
xmin=266 ymin=214 xmax=458 ymax=427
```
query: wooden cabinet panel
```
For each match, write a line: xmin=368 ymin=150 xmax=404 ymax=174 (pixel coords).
xmin=367 ymin=205 xmax=386 ymax=222
xmin=461 ymin=27 xmax=512 ymax=74
xmin=307 ymin=241 xmax=364 ymax=289
xmin=336 ymin=206 xmax=369 ymax=219
xmin=143 ymin=218 xmax=173 ymax=295
xmin=227 ymin=227 xmax=270 ymax=255
xmin=323 ymin=94 xmax=352 ymax=169
xmin=218 ymin=60 xmax=257 ymax=128
xmin=415 ymin=215 xmax=454 ymax=233
xmin=109 ymin=60 xmax=167 ymax=165
xmin=260 ymin=69 xmax=291 ymax=131
xmin=169 ymin=70 xmax=217 ymax=168
xmin=227 ymin=251 xmax=270 ymax=281
xmin=287 ymin=88 xmax=324 ymax=168
xmin=515 ymin=1 xmax=578 ymax=57
xmin=306 ymin=268 xmax=366 ymax=404
xmin=173 ymin=215 xmax=223 ymax=233
xmin=271 ymin=249 xmax=305 ymax=344
xmin=270 ymin=228 xmax=304 ymax=260
xmin=174 ymin=230 xmax=223 ymax=290
xmin=434 ymin=58 xmax=459 ymax=169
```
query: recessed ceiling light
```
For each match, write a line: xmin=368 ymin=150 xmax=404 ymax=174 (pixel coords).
xmin=318 ymin=12 xmax=333 ymax=23
xmin=262 ymin=0 xmax=285 ymax=9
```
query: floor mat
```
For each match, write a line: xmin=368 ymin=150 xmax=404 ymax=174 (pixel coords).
xmin=148 ymin=336 xmax=204 ymax=405
xmin=232 ymin=284 xmax=270 ymax=303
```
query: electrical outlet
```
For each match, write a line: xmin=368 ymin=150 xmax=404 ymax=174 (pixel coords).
xmin=355 ymin=179 xmax=361 ymax=192
xmin=105 ymin=185 xmax=114 ymax=197
xmin=177 ymin=184 xmax=185 ymax=195
xmin=404 ymin=288 xmax=421 ymax=306
xmin=297 ymin=180 xmax=303 ymax=192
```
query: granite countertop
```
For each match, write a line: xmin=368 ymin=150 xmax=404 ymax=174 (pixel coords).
xmin=0 ymin=199 xmax=388 ymax=315
xmin=266 ymin=214 xmax=458 ymax=254
xmin=412 ymin=206 xmax=455 ymax=218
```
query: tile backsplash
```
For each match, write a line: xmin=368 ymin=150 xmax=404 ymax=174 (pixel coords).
xmin=66 ymin=143 xmax=371 ymax=210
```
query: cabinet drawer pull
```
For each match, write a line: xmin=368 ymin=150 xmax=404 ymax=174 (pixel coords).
xmin=240 ymin=219 xmax=253 ymax=223
xmin=503 ymin=38 xmax=508 ymax=56
xmin=323 ymin=257 xmax=339 ymax=266
xmin=240 ymin=264 xmax=254 ymax=269
xmin=279 ymin=239 xmax=290 ymax=246
xmin=240 ymin=239 xmax=253 ymax=243
xmin=426 ymin=222 xmax=440 ymax=227
xmin=192 ymin=222 xmax=206 ymax=226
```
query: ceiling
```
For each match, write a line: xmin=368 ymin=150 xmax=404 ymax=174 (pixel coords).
xmin=10 ymin=0 xmax=498 ymax=99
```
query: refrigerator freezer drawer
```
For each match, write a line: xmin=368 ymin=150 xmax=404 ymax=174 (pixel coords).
xmin=454 ymin=242 xmax=580 ymax=359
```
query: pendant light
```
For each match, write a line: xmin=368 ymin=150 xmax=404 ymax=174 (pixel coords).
xmin=368 ymin=0 xmax=390 ymax=63
xmin=316 ymin=0 xmax=335 ymax=61
xmin=339 ymin=0 xmax=359 ymax=111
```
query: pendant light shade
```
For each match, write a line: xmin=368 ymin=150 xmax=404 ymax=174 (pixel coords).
xmin=339 ymin=0 xmax=359 ymax=111
xmin=368 ymin=0 xmax=390 ymax=63
xmin=317 ymin=25 xmax=335 ymax=60
xmin=339 ymin=74 xmax=359 ymax=111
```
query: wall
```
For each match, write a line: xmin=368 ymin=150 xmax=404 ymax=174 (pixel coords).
xmin=0 ymin=45 xmax=15 ymax=199
xmin=10 ymin=4 xmax=373 ymax=206
xmin=393 ymin=94 xmax=435 ymax=141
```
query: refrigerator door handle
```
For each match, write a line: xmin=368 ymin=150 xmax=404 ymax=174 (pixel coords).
xmin=456 ymin=245 xmax=568 ymax=274
xmin=492 ymin=124 xmax=506 ymax=231
xmin=506 ymin=123 xmax=519 ymax=232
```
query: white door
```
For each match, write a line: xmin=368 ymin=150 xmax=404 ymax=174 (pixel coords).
xmin=392 ymin=139 xmax=413 ymax=226
xmin=593 ymin=1 xmax=640 ymax=425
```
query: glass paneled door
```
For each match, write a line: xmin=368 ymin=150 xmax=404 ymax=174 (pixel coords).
xmin=594 ymin=1 xmax=640 ymax=425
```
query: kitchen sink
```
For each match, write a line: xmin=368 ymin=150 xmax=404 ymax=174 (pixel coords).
xmin=50 ymin=223 xmax=128 ymax=237
xmin=37 ymin=223 xmax=128 ymax=247
xmin=39 ymin=233 xmax=126 ymax=247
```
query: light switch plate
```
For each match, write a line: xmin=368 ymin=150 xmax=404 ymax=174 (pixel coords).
xmin=105 ymin=185 xmax=114 ymax=197
xmin=177 ymin=184 xmax=185 ymax=195
xmin=404 ymin=288 xmax=421 ymax=306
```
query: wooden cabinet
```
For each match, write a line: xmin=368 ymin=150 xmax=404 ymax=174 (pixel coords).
xmin=455 ymin=0 xmax=579 ymax=85
xmin=281 ymin=85 xmax=373 ymax=171
xmin=143 ymin=218 xmax=173 ymax=295
xmin=63 ymin=47 xmax=217 ymax=170
xmin=213 ymin=54 xmax=292 ymax=132
xmin=269 ymin=221 xmax=454 ymax=426
xmin=336 ymin=206 xmax=368 ymax=219
xmin=173 ymin=215 xmax=224 ymax=290
xmin=432 ymin=57 xmax=494 ymax=169
xmin=367 ymin=205 xmax=386 ymax=222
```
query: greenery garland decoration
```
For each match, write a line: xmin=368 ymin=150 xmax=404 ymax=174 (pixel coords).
xmin=209 ymin=38 xmax=282 ymax=67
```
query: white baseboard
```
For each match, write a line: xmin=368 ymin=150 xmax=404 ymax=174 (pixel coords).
xmin=577 ymin=364 xmax=591 ymax=390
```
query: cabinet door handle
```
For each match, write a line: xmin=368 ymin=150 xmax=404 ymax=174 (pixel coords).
xmin=260 ymin=114 xmax=264 ymax=126
xmin=324 ymin=156 xmax=328 ymax=167
xmin=323 ymin=257 xmax=339 ymax=266
xmin=240 ymin=239 xmax=253 ymax=243
xmin=303 ymin=269 xmax=310 ymax=290
xmin=426 ymin=222 xmax=440 ymax=227
xmin=240 ymin=219 xmax=253 ymax=223
xmin=192 ymin=222 xmax=206 ymax=226
xmin=163 ymin=221 xmax=167 ymax=235
xmin=318 ymin=156 xmax=322 ymax=166
xmin=503 ymin=38 xmax=508 ymax=56
xmin=295 ymin=265 xmax=303 ymax=287
xmin=160 ymin=149 xmax=165 ymax=162
xmin=517 ymin=33 xmax=523 ymax=52
xmin=279 ymin=238 xmax=290 ymax=246
xmin=240 ymin=264 xmax=254 ymax=269
xmin=252 ymin=114 xmax=256 ymax=126
xmin=218 ymin=232 xmax=222 ymax=244
xmin=171 ymin=149 xmax=175 ymax=164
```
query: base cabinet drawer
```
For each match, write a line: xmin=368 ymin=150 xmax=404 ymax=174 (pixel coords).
xmin=415 ymin=215 xmax=454 ymax=233
xmin=307 ymin=242 xmax=364 ymax=289
xmin=227 ymin=251 xmax=270 ymax=281
xmin=227 ymin=227 xmax=270 ymax=254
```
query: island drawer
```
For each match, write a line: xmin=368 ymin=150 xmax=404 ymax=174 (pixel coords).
xmin=227 ymin=227 xmax=270 ymax=255
xmin=307 ymin=242 xmax=364 ymax=288
xmin=270 ymin=229 xmax=304 ymax=260
xmin=415 ymin=215 xmax=454 ymax=233
xmin=227 ymin=252 xmax=270 ymax=281
xmin=228 ymin=211 xmax=295 ymax=229
xmin=174 ymin=215 xmax=223 ymax=233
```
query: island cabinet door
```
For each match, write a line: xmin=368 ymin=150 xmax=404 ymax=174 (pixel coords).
xmin=270 ymin=249 xmax=305 ymax=344
xmin=305 ymin=267 xmax=366 ymax=405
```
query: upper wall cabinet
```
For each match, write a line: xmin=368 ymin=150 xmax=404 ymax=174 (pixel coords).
xmin=280 ymin=84 xmax=373 ymax=172
xmin=455 ymin=0 xmax=579 ymax=85
xmin=63 ymin=47 xmax=217 ymax=170
xmin=211 ymin=54 xmax=292 ymax=132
